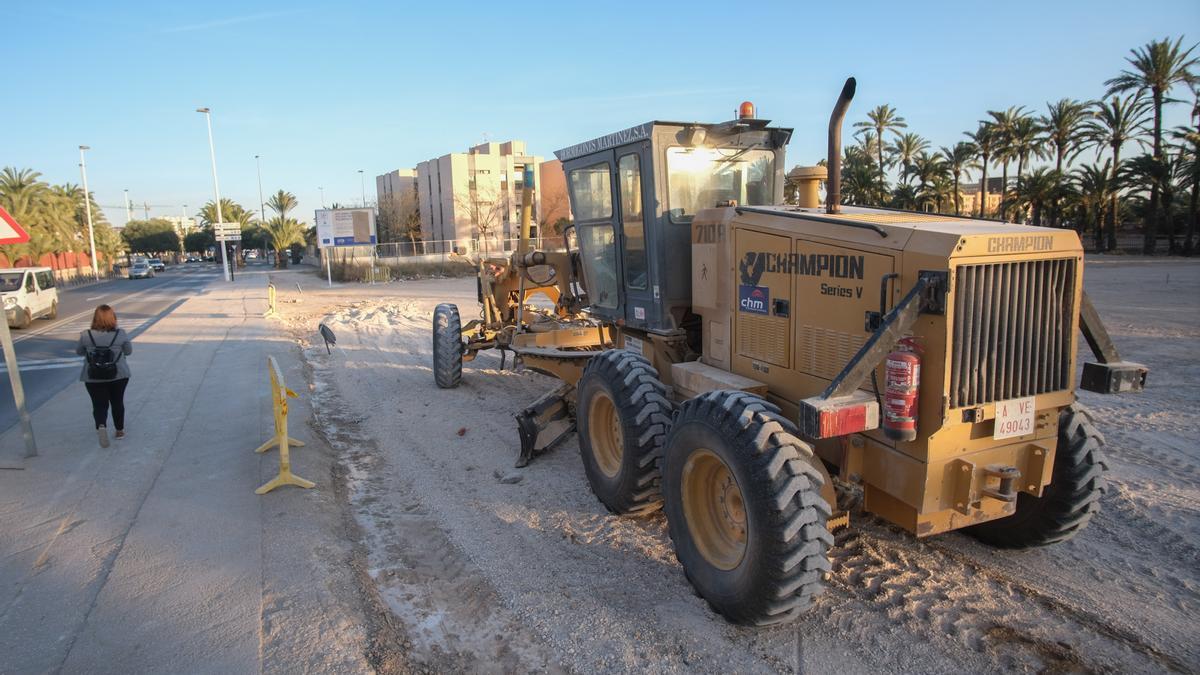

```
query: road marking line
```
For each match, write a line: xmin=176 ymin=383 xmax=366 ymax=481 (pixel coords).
xmin=12 ymin=278 xmax=197 ymax=344
xmin=0 ymin=358 xmax=82 ymax=373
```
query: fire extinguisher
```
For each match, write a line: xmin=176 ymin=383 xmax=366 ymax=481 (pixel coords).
xmin=883 ymin=337 xmax=922 ymax=441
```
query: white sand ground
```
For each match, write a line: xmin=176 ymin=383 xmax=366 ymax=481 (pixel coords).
xmin=276 ymin=257 xmax=1199 ymax=674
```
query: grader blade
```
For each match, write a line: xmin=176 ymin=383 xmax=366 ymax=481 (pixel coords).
xmin=515 ymin=383 xmax=575 ymax=467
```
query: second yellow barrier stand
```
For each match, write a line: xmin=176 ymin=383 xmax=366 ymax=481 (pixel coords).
xmin=255 ymin=355 xmax=314 ymax=494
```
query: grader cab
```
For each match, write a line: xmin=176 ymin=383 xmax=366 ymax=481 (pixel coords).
xmin=431 ymin=77 xmax=1147 ymax=625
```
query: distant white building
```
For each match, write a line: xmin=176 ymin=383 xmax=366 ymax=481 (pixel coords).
xmin=161 ymin=216 xmax=197 ymax=238
xmin=376 ymin=169 xmax=418 ymax=203
xmin=414 ymin=140 xmax=543 ymax=251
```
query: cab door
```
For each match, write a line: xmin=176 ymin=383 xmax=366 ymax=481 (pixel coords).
xmin=616 ymin=148 xmax=654 ymax=328
xmin=567 ymin=152 xmax=624 ymax=320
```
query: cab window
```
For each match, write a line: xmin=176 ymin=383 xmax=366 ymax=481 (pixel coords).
xmin=569 ymin=163 xmax=612 ymax=221
xmin=618 ymin=154 xmax=647 ymax=290
xmin=665 ymin=146 xmax=776 ymax=223
xmin=25 ymin=273 xmax=35 ymax=292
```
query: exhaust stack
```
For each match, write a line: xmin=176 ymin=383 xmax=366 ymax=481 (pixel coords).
xmin=826 ymin=77 xmax=857 ymax=214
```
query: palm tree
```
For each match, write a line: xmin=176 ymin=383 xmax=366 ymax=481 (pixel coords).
xmin=941 ymin=142 xmax=978 ymax=215
xmin=1173 ymin=111 xmax=1200 ymax=254
xmin=264 ymin=217 xmax=306 ymax=269
xmin=987 ymin=106 xmax=1026 ymax=221
xmin=1009 ymin=115 xmax=1046 ymax=222
xmin=1106 ymin=37 xmax=1199 ymax=253
xmin=198 ymin=198 xmax=256 ymax=227
xmin=1007 ymin=168 xmax=1060 ymax=227
xmin=889 ymin=132 xmax=929 ymax=186
xmin=1083 ymin=95 xmax=1152 ymax=250
xmin=1075 ymin=161 xmax=1116 ymax=249
xmin=966 ymin=123 xmax=997 ymax=217
xmin=853 ymin=104 xmax=907 ymax=194
xmin=852 ymin=131 xmax=884 ymax=204
xmin=923 ymin=176 xmax=957 ymax=214
xmin=909 ymin=152 xmax=948 ymax=211
xmin=267 ymin=190 xmax=299 ymax=220
xmin=1040 ymin=99 xmax=1091 ymax=226
xmin=891 ymin=184 xmax=919 ymax=210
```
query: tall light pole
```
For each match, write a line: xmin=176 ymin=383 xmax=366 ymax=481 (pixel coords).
xmin=77 ymin=146 xmax=100 ymax=276
xmin=123 ymin=188 xmax=132 ymax=225
xmin=358 ymin=169 xmax=366 ymax=207
xmin=255 ymin=154 xmax=266 ymax=226
xmin=197 ymin=107 xmax=231 ymax=281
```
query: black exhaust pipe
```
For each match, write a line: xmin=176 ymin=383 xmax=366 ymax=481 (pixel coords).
xmin=826 ymin=77 xmax=857 ymax=214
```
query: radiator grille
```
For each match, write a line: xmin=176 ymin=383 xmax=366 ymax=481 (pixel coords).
xmin=950 ymin=259 xmax=1076 ymax=408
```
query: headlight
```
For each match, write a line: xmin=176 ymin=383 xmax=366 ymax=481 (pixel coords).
xmin=3 ymin=297 xmax=16 ymax=307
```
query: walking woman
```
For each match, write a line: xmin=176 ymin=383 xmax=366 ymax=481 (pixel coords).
xmin=76 ymin=304 xmax=132 ymax=447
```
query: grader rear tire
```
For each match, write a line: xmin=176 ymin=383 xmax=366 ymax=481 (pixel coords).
xmin=576 ymin=349 xmax=672 ymax=515
xmin=662 ymin=390 xmax=833 ymax=626
xmin=966 ymin=403 xmax=1108 ymax=548
xmin=432 ymin=303 xmax=463 ymax=389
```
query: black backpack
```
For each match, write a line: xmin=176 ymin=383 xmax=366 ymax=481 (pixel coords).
xmin=85 ymin=331 xmax=121 ymax=380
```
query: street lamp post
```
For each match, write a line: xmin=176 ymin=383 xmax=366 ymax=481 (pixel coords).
xmin=256 ymin=154 xmax=266 ymax=226
xmin=197 ymin=107 xmax=231 ymax=281
xmin=123 ymin=188 xmax=132 ymax=225
xmin=77 ymin=146 xmax=99 ymax=276
xmin=358 ymin=169 xmax=366 ymax=207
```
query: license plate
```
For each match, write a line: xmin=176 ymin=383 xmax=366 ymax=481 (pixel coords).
xmin=993 ymin=396 xmax=1035 ymax=440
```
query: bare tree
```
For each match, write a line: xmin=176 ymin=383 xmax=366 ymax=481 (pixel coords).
xmin=377 ymin=190 xmax=421 ymax=248
xmin=537 ymin=188 xmax=571 ymax=241
xmin=456 ymin=184 xmax=511 ymax=254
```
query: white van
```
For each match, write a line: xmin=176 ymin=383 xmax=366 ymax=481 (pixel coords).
xmin=2 ymin=267 xmax=59 ymax=328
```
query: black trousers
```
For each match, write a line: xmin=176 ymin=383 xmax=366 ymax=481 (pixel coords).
xmin=84 ymin=378 xmax=129 ymax=430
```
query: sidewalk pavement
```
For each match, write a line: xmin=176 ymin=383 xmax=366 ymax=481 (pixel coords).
xmin=0 ymin=269 xmax=372 ymax=674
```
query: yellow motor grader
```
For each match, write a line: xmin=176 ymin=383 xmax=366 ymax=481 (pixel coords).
xmin=432 ymin=78 xmax=1146 ymax=625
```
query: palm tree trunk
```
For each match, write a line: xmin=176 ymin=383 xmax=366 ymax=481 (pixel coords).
xmin=1053 ymin=148 xmax=1065 ymax=228
xmin=1015 ymin=157 xmax=1027 ymax=223
xmin=1000 ymin=161 xmax=1009 ymax=221
xmin=953 ymin=172 xmax=961 ymax=215
xmin=876 ymin=127 xmax=886 ymax=203
xmin=1145 ymin=89 xmax=1164 ymax=254
xmin=1107 ymin=144 xmax=1121 ymax=252
xmin=1187 ymin=175 xmax=1198 ymax=256
xmin=979 ymin=157 xmax=989 ymax=218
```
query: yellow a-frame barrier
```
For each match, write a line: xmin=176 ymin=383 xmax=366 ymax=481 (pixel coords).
xmin=255 ymin=356 xmax=314 ymax=494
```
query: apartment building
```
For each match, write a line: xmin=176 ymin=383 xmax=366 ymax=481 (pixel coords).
xmin=376 ymin=169 xmax=418 ymax=203
xmin=414 ymin=140 xmax=543 ymax=251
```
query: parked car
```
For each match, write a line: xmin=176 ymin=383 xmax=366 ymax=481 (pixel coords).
xmin=128 ymin=261 xmax=155 ymax=279
xmin=2 ymin=267 xmax=59 ymax=328
xmin=149 ymin=258 xmax=166 ymax=272
xmin=186 ymin=255 xmax=201 ymax=263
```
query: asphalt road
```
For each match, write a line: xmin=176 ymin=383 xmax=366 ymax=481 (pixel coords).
xmin=0 ymin=261 xmax=229 ymax=434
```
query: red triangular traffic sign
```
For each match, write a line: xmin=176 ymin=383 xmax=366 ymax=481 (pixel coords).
xmin=0 ymin=206 xmax=31 ymax=245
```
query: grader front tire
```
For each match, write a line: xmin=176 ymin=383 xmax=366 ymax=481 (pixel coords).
xmin=662 ymin=390 xmax=833 ymax=626
xmin=965 ymin=403 xmax=1108 ymax=549
xmin=576 ymin=349 xmax=672 ymax=515
xmin=432 ymin=303 xmax=463 ymax=389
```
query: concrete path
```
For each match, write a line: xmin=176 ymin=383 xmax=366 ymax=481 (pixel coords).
xmin=0 ymin=269 xmax=372 ymax=674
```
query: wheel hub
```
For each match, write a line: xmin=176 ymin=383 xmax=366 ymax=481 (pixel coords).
xmin=587 ymin=390 xmax=623 ymax=478
xmin=681 ymin=449 xmax=747 ymax=570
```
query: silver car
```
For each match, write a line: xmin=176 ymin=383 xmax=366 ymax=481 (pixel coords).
xmin=128 ymin=262 xmax=155 ymax=279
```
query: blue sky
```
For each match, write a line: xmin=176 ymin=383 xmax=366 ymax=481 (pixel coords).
xmin=4 ymin=1 xmax=1198 ymax=226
